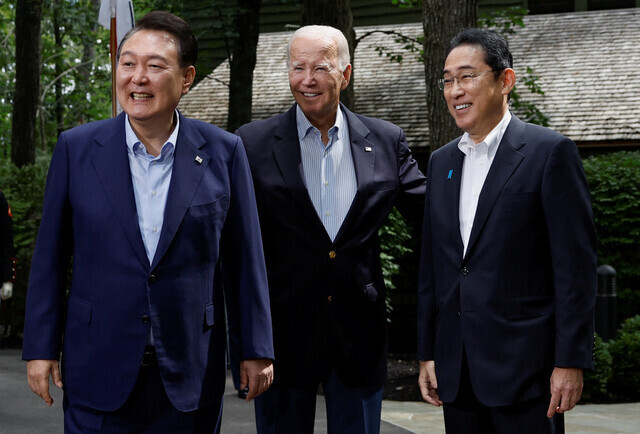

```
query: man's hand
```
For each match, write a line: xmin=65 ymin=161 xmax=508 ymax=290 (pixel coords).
xmin=240 ymin=359 xmax=274 ymax=401
xmin=419 ymin=360 xmax=442 ymax=406
xmin=27 ymin=360 xmax=63 ymax=406
xmin=547 ymin=367 xmax=583 ymax=418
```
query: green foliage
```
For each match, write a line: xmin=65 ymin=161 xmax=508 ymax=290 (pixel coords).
xmin=0 ymin=157 xmax=49 ymax=335
xmin=1 ymin=0 xmax=113 ymax=157
xmin=583 ymin=317 xmax=640 ymax=403
xmin=379 ymin=207 xmax=413 ymax=319
xmin=478 ymin=6 xmax=526 ymax=35
xmin=607 ymin=315 xmax=640 ymax=401
xmin=390 ymin=0 xmax=421 ymax=8
xmin=583 ymin=151 xmax=640 ymax=322
xmin=509 ymin=66 xmax=549 ymax=126
xmin=0 ymin=2 xmax=16 ymax=159
xmin=582 ymin=334 xmax=613 ymax=402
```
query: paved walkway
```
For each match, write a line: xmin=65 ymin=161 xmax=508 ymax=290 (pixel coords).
xmin=2 ymin=349 xmax=638 ymax=433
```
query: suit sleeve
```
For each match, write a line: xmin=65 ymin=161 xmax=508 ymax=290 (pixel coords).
xmin=416 ymin=152 xmax=435 ymax=361
xmin=0 ymin=191 xmax=16 ymax=283
xmin=221 ymin=136 xmax=274 ymax=361
xmin=541 ymin=135 xmax=597 ymax=369
xmin=395 ymin=128 xmax=426 ymax=227
xmin=22 ymin=134 xmax=73 ymax=361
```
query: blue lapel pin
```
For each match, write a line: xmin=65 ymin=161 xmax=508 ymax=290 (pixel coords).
xmin=447 ymin=169 xmax=453 ymax=180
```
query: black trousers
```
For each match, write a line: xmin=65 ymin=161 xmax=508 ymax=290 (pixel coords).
xmin=443 ymin=353 xmax=557 ymax=434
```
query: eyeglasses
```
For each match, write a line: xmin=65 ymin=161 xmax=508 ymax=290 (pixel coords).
xmin=437 ymin=70 xmax=496 ymax=91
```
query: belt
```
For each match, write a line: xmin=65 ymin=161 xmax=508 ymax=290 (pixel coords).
xmin=141 ymin=345 xmax=157 ymax=367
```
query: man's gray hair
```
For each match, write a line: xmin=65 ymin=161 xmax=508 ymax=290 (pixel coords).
xmin=287 ymin=25 xmax=351 ymax=72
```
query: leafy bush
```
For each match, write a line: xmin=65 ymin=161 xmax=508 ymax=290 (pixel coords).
xmin=582 ymin=334 xmax=613 ymax=402
xmin=379 ymin=207 xmax=413 ymax=320
xmin=0 ymin=157 xmax=50 ymax=339
xmin=607 ymin=315 xmax=640 ymax=401
xmin=583 ymin=151 xmax=640 ymax=323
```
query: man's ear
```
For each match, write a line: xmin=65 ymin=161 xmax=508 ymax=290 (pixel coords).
xmin=341 ymin=64 xmax=352 ymax=90
xmin=502 ymin=68 xmax=516 ymax=96
xmin=182 ymin=65 xmax=196 ymax=95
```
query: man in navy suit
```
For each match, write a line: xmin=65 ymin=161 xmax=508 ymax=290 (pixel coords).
xmin=22 ymin=11 xmax=273 ymax=433
xmin=236 ymin=25 xmax=426 ymax=433
xmin=417 ymin=28 xmax=597 ymax=433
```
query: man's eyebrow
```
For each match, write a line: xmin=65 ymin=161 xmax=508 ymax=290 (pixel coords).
xmin=119 ymin=51 xmax=170 ymax=63
xmin=442 ymin=65 xmax=476 ymax=74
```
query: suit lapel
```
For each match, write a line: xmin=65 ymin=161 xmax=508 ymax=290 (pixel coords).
xmin=91 ymin=113 xmax=149 ymax=269
xmin=465 ymin=115 xmax=526 ymax=258
xmin=445 ymin=143 xmax=466 ymax=257
xmin=272 ymin=106 xmax=329 ymax=239
xmin=151 ymin=114 xmax=208 ymax=270
xmin=334 ymin=106 xmax=374 ymax=243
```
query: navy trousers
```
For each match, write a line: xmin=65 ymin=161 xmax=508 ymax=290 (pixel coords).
xmin=63 ymin=362 xmax=223 ymax=433
xmin=254 ymin=369 xmax=383 ymax=434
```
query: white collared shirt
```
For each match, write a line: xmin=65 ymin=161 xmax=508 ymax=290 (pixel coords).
xmin=297 ymin=105 xmax=357 ymax=242
xmin=458 ymin=110 xmax=511 ymax=256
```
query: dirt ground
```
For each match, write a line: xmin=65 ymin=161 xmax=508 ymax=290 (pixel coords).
xmin=384 ymin=354 xmax=422 ymax=401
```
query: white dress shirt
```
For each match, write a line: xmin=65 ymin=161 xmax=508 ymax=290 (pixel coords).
xmin=458 ymin=111 xmax=511 ymax=256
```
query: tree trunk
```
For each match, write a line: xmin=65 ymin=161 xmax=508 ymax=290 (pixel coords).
xmin=301 ymin=0 xmax=355 ymax=111
xmin=53 ymin=1 xmax=64 ymax=143
xmin=422 ymin=0 xmax=477 ymax=153
xmin=227 ymin=0 xmax=262 ymax=132
xmin=11 ymin=0 xmax=43 ymax=167
xmin=77 ymin=0 xmax=101 ymax=125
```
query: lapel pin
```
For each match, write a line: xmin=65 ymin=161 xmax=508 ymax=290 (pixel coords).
xmin=447 ymin=169 xmax=453 ymax=180
xmin=365 ymin=147 xmax=372 ymax=152
xmin=195 ymin=155 xmax=203 ymax=164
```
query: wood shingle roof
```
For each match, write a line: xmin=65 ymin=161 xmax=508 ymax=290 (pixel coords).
xmin=179 ymin=8 xmax=640 ymax=148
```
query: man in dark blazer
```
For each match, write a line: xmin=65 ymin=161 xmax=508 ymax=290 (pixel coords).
xmin=417 ymin=28 xmax=597 ymax=433
xmin=22 ymin=12 xmax=273 ymax=433
xmin=236 ymin=25 xmax=426 ymax=434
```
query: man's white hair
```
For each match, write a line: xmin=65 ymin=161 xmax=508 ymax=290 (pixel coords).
xmin=287 ymin=25 xmax=351 ymax=72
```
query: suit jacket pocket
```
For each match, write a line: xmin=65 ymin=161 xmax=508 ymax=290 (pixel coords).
xmin=189 ymin=195 xmax=228 ymax=218
xmin=372 ymin=180 xmax=396 ymax=192
xmin=67 ymin=295 xmax=93 ymax=325
xmin=504 ymin=295 xmax=553 ymax=320
xmin=205 ymin=302 xmax=215 ymax=326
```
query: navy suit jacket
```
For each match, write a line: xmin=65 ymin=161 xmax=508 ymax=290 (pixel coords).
xmin=417 ymin=114 xmax=597 ymax=407
xmin=236 ymin=104 xmax=426 ymax=388
xmin=22 ymin=112 xmax=274 ymax=412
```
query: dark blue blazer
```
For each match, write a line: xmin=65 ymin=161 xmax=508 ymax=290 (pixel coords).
xmin=417 ymin=114 xmax=597 ymax=406
xmin=236 ymin=104 xmax=426 ymax=388
xmin=22 ymin=112 xmax=274 ymax=412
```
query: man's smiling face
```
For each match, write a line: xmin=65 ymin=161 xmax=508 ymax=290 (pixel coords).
xmin=288 ymin=34 xmax=351 ymax=131
xmin=443 ymin=44 xmax=511 ymax=143
xmin=116 ymin=29 xmax=193 ymax=127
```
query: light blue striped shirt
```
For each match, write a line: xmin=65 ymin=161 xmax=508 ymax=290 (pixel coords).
xmin=125 ymin=112 xmax=179 ymax=264
xmin=297 ymin=105 xmax=357 ymax=241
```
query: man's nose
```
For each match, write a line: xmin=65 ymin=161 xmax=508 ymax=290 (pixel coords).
xmin=132 ymin=66 xmax=148 ymax=85
xmin=300 ymin=69 xmax=316 ymax=85
xmin=449 ymin=79 xmax=465 ymax=96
